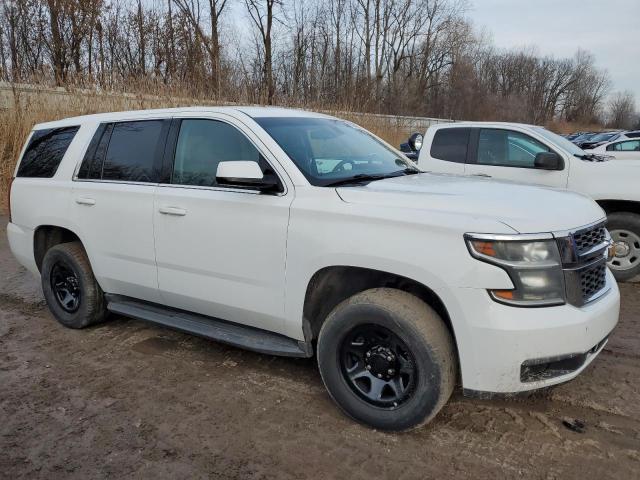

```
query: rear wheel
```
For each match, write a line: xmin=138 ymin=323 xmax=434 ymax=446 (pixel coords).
xmin=607 ymin=212 xmax=640 ymax=282
xmin=41 ymin=242 xmax=107 ymax=329
xmin=317 ymin=288 xmax=456 ymax=431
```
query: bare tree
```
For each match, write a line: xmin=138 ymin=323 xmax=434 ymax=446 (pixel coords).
xmin=607 ymin=91 xmax=637 ymax=129
xmin=0 ymin=0 xmax=623 ymax=126
xmin=172 ymin=0 xmax=228 ymax=95
xmin=245 ymin=0 xmax=281 ymax=104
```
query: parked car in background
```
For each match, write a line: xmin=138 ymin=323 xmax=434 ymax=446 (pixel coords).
xmin=8 ymin=107 xmax=620 ymax=431
xmin=566 ymin=132 xmax=586 ymax=141
xmin=591 ymin=138 xmax=640 ymax=160
xmin=409 ymin=122 xmax=640 ymax=281
xmin=619 ymin=130 xmax=640 ymax=139
xmin=579 ymin=131 xmax=623 ymax=150
xmin=571 ymin=132 xmax=598 ymax=145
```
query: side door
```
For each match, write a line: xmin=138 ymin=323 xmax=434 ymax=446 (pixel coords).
xmin=153 ymin=116 xmax=293 ymax=335
xmin=464 ymin=128 xmax=569 ymax=188
xmin=420 ymin=126 xmax=470 ymax=174
xmin=72 ymin=119 xmax=169 ymax=303
xmin=606 ymin=139 xmax=640 ymax=160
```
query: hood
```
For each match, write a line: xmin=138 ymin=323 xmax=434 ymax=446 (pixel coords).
xmin=336 ymin=173 xmax=605 ymax=234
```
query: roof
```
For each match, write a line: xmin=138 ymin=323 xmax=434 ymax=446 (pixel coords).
xmin=449 ymin=121 xmax=539 ymax=128
xmin=33 ymin=105 xmax=331 ymax=130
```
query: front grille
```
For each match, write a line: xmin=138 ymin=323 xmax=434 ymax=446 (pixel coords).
xmin=573 ymin=225 xmax=606 ymax=256
xmin=559 ymin=222 xmax=609 ymax=307
xmin=580 ymin=262 xmax=607 ymax=300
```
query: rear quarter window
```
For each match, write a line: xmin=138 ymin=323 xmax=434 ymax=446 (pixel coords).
xmin=430 ymin=128 xmax=470 ymax=163
xmin=17 ymin=126 xmax=80 ymax=178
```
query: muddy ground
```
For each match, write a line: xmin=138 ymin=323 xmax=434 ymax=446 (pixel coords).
xmin=1 ymin=218 xmax=639 ymax=479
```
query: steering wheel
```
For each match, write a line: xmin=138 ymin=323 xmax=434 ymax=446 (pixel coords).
xmin=331 ymin=160 xmax=355 ymax=173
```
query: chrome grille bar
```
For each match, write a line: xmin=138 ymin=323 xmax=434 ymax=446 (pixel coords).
xmin=554 ymin=221 xmax=610 ymax=307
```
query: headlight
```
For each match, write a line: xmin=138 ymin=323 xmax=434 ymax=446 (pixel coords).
xmin=465 ymin=234 xmax=565 ymax=307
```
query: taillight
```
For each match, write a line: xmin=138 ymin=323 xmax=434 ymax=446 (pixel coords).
xmin=7 ymin=177 xmax=14 ymax=223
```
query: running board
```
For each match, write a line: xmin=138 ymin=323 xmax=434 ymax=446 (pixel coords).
xmin=105 ymin=295 xmax=312 ymax=358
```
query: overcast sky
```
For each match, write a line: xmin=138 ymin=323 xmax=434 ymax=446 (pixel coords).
xmin=469 ymin=0 xmax=639 ymax=109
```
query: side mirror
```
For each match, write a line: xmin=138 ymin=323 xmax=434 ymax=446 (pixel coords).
xmin=216 ymin=161 xmax=280 ymax=192
xmin=534 ymin=152 xmax=563 ymax=170
xmin=408 ymin=132 xmax=423 ymax=152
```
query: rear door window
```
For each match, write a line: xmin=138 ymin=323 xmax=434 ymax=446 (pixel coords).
xmin=77 ymin=120 xmax=167 ymax=182
xmin=17 ymin=126 xmax=80 ymax=178
xmin=103 ymin=121 xmax=165 ymax=182
xmin=430 ymin=128 xmax=471 ymax=163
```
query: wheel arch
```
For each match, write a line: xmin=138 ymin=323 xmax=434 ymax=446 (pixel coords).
xmin=302 ymin=266 xmax=458 ymax=353
xmin=33 ymin=225 xmax=83 ymax=272
xmin=597 ymin=199 xmax=640 ymax=216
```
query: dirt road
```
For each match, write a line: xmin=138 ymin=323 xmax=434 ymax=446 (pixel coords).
xmin=1 ymin=218 xmax=639 ymax=479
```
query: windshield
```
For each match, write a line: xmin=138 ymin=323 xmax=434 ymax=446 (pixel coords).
xmin=589 ymin=132 xmax=617 ymax=142
xmin=533 ymin=126 xmax=587 ymax=157
xmin=573 ymin=133 xmax=596 ymax=142
xmin=254 ymin=117 xmax=418 ymax=186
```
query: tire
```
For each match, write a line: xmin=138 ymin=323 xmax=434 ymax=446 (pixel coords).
xmin=607 ymin=212 xmax=640 ymax=282
xmin=317 ymin=288 xmax=456 ymax=431
xmin=41 ymin=241 xmax=107 ymax=329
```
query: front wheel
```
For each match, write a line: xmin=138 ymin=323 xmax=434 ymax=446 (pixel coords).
xmin=607 ymin=212 xmax=640 ymax=282
xmin=317 ymin=288 xmax=456 ymax=431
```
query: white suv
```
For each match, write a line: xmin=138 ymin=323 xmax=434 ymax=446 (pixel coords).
xmin=8 ymin=107 xmax=620 ymax=430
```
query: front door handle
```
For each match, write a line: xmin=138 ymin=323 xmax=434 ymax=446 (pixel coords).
xmin=75 ymin=197 xmax=96 ymax=206
xmin=471 ymin=173 xmax=492 ymax=178
xmin=158 ymin=206 xmax=187 ymax=216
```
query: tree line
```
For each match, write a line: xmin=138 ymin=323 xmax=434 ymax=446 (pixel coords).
xmin=1 ymin=0 xmax=637 ymax=128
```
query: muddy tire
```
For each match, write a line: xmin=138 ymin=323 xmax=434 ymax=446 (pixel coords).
xmin=41 ymin=242 xmax=107 ymax=329
xmin=317 ymin=288 xmax=456 ymax=431
xmin=607 ymin=212 xmax=640 ymax=282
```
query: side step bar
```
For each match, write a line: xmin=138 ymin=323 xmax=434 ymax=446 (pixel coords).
xmin=105 ymin=294 xmax=313 ymax=358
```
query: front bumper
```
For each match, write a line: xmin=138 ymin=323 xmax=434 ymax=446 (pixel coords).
xmin=448 ymin=269 xmax=620 ymax=394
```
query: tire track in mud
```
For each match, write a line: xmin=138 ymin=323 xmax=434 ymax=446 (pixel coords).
xmin=0 ymin=292 xmax=46 ymax=316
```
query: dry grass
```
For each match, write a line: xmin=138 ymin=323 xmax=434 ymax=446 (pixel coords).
xmin=0 ymin=84 xmax=426 ymax=211
xmin=546 ymin=119 xmax=604 ymax=135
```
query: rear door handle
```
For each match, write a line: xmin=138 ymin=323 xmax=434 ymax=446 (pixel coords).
xmin=75 ymin=197 xmax=96 ymax=206
xmin=158 ymin=206 xmax=187 ymax=216
xmin=471 ymin=173 xmax=492 ymax=178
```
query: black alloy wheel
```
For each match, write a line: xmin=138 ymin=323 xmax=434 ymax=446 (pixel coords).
xmin=340 ymin=324 xmax=417 ymax=409
xmin=50 ymin=261 xmax=81 ymax=312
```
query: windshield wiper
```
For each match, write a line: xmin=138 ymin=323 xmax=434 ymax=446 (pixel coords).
xmin=574 ymin=153 xmax=607 ymax=162
xmin=324 ymin=174 xmax=390 ymax=187
xmin=397 ymin=166 xmax=421 ymax=174
xmin=324 ymin=168 xmax=420 ymax=187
